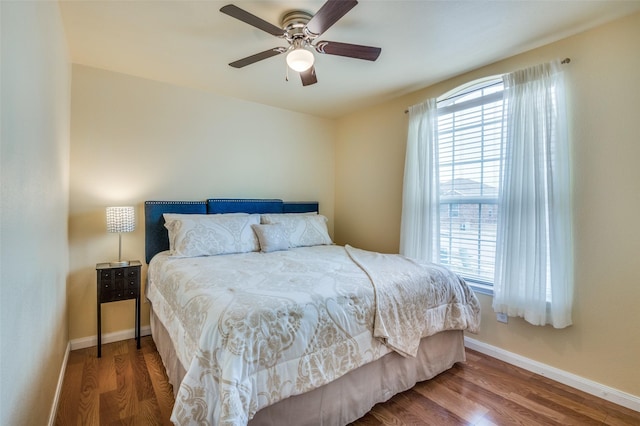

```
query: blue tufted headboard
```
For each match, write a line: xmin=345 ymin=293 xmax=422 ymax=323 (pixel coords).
xmin=144 ymin=198 xmax=319 ymax=263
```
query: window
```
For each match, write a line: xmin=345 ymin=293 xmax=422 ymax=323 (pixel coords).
xmin=401 ymin=60 xmax=572 ymax=326
xmin=437 ymin=79 xmax=504 ymax=290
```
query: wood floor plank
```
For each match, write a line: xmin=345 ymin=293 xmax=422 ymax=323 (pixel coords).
xmin=130 ymin=341 xmax=155 ymax=402
xmin=54 ymin=360 xmax=84 ymax=425
xmin=412 ymin=378 xmax=490 ymax=423
xmin=368 ymin=406 xmax=406 ymax=426
xmin=135 ymin=397 xmax=165 ymax=426
xmin=77 ymin=356 xmax=100 ymax=425
xmin=474 ymin=417 xmax=500 ymax=426
xmin=348 ymin=413 xmax=384 ymax=426
xmin=110 ymin=340 xmax=130 ymax=356
xmin=524 ymin=391 xmax=607 ymax=425
xmin=436 ymin=371 xmax=562 ymax=425
xmin=55 ymin=338 xmax=640 ymax=426
xmin=143 ymin=349 xmax=175 ymax=424
xmin=585 ymin=394 xmax=640 ymax=426
xmin=507 ymin=391 xmax=578 ymax=424
xmin=401 ymin=388 xmax=466 ymax=425
xmin=614 ymin=409 xmax=640 ymax=426
xmin=99 ymin=389 xmax=123 ymax=425
xmin=112 ymin=353 xmax=139 ymax=419
xmin=98 ymin=345 xmax=117 ymax=393
xmin=521 ymin=380 xmax=607 ymax=422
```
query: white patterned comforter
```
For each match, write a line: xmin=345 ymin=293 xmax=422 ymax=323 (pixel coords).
xmin=147 ymin=245 xmax=480 ymax=426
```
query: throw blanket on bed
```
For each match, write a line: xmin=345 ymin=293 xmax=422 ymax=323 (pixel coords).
xmin=147 ymin=245 xmax=480 ymax=426
xmin=345 ymin=245 xmax=480 ymax=357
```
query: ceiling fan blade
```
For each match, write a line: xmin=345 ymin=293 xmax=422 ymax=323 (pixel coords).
xmin=300 ymin=66 xmax=318 ymax=86
xmin=220 ymin=4 xmax=284 ymax=37
xmin=315 ymin=40 xmax=381 ymax=61
xmin=314 ymin=41 xmax=382 ymax=61
xmin=305 ymin=0 xmax=358 ymax=37
xmin=229 ymin=48 xmax=286 ymax=68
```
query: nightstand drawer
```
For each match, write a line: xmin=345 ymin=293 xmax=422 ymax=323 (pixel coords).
xmin=99 ymin=280 xmax=123 ymax=293
xmin=100 ymin=270 xmax=113 ymax=280
xmin=126 ymin=278 xmax=138 ymax=292
xmin=101 ymin=290 xmax=125 ymax=303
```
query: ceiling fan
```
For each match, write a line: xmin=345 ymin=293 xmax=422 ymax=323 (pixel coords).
xmin=220 ymin=0 xmax=381 ymax=86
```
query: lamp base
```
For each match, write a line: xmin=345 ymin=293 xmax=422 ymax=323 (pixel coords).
xmin=109 ymin=260 xmax=130 ymax=266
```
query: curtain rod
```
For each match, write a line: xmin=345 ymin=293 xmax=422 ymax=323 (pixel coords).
xmin=403 ymin=57 xmax=571 ymax=114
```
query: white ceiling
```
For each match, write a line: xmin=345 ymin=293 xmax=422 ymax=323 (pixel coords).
xmin=59 ymin=0 xmax=640 ymax=118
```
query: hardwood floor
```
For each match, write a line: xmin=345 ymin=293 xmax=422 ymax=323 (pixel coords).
xmin=55 ymin=337 xmax=639 ymax=425
xmin=55 ymin=337 xmax=174 ymax=425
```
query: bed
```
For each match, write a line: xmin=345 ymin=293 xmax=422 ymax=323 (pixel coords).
xmin=144 ymin=198 xmax=480 ymax=426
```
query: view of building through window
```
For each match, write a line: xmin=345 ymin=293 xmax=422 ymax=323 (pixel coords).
xmin=437 ymin=79 xmax=504 ymax=286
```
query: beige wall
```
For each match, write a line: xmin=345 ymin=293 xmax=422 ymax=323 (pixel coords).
xmin=68 ymin=65 xmax=336 ymax=341
xmin=335 ymin=12 xmax=640 ymax=397
xmin=0 ymin=2 xmax=71 ymax=425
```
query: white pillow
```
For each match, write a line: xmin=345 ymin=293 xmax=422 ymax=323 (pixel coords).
xmin=251 ymin=224 xmax=290 ymax=253
xmin=163 ymin=213 xmax=260 ymax=257
xmin=260 ymin=212 xmax=316 ymax=223
xmin=260 ymin=214 xmax=333 ymax=248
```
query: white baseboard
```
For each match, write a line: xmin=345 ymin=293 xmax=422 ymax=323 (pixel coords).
xmin=70 ymin=326 xmax=152 ymax=351
xmin=464 ymin=336 xmax=640 ymax=412
xmin=48 ymin=341 xmax=70 ymax=426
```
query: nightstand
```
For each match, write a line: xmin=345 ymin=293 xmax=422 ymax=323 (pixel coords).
xmin=96 ymin=261 xmax=141 ymax=357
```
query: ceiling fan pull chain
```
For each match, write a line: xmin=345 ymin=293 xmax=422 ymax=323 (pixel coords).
xmin=285 ymin=62 xmax=289 ymax=82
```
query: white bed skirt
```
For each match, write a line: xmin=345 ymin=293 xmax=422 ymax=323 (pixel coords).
xmin=151 ymin=308 xmax=466 ymax=425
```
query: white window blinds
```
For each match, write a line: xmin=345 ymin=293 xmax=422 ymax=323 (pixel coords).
xmin=437 ymin=82 xmax=504 ymax=284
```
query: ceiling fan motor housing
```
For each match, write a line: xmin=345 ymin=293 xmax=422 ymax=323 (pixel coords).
xmin=281 ymin=10 xmax=315 ymax=48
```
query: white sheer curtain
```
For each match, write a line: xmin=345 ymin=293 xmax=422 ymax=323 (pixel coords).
xmin=493 ymin=60 xmax=574 ymax=328
xmin=399 ymin=99 xmax=440 ymax=262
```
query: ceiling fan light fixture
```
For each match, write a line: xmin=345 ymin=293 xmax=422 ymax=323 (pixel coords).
xmin=286 ymin=48 xmax=315 ymax=72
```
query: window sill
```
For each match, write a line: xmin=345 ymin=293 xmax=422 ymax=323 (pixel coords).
xmin=465 ymin=279 xmax=494 ymax=297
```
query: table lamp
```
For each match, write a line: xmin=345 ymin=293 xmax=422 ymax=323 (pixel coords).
xmin=106 ymin=206 xmax=135 ymax=266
